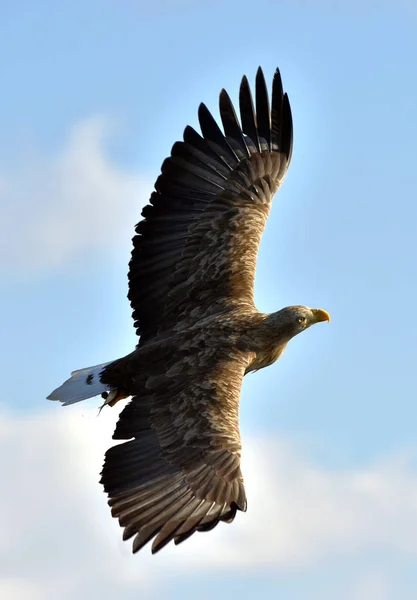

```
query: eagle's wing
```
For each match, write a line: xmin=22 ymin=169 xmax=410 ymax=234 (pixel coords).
xmin=128 ymin=68 xmax=293 ymax=342
xmin=100 ymin=345 xmax=250 ymax=554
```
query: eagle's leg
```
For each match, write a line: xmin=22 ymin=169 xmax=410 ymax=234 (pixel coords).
xmin=99 ymin=389 xmax=129 ymax=412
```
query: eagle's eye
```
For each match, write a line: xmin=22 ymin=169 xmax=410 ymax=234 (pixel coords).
xmin=297 ymin=316 xmax=306 ymax=324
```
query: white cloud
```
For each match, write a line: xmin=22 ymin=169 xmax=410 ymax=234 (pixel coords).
xmin=0 ymin=580 xmax=43 ymax=600
xmin=346 ymin=571 xmax=390 ymax=600
xmin=0 ymin=117 xmax=151 ymax=272
xmin=1 ymin=405 xmax=417 ymax=598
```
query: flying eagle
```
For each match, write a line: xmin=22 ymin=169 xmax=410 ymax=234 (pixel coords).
xmin=48 ymin=67 xmax=330 ymax=554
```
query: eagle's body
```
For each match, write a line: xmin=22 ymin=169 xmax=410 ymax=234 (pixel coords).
xmin=48 ymin=68 xmax=329 ymax=554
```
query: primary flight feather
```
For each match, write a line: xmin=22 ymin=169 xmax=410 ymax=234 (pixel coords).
xmin=48 ymin=67 xmax=330 ymax=554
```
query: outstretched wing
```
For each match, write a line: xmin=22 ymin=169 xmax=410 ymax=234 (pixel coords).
xmin=100 ymin=345 xmax=250 ymax=554
xmin=128 ymin=68 xmax=293 ymax=342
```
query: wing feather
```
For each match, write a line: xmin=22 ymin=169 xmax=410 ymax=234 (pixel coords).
xmin=151 ymin=497 xmax=205 ymax=553
xmin=255 ymin=66 xmax=271 ymax=150
xmin=239 ymin=75 xmax=260 ymax=152
xmin=220 ymin=89 xmax=250 ymax=159
xmin=198 ymin=103 xmax=239 ymax=166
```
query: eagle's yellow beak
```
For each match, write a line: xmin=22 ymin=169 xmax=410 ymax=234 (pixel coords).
xmin=311 ymin=308 xmax=331 ymax=323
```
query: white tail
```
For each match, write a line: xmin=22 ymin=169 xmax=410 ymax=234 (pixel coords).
xmin=47 ymin=361 xmax=114 ymax=406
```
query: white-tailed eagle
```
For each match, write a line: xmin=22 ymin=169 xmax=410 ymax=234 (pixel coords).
xmin=48 ymin=67 xmax=330 ymax=554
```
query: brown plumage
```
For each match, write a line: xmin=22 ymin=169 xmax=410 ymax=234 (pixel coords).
xmin=48 ymin=67 xmax=330 ymax=555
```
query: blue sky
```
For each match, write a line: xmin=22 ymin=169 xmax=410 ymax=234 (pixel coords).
xmin=1 ymin=1 xmax=417 ymax=599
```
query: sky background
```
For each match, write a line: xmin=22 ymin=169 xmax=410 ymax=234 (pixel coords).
xmin=1 ymin=1 xmax=417 ymax=599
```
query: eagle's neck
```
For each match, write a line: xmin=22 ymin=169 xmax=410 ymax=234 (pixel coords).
xmin=237 ymin=310 xmax=297 ymax=374
xmin=245 ymin=342 xmax=287 ymax=373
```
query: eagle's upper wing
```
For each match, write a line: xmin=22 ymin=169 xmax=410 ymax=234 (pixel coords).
xmin=100 ymin=345 xmax=251 ymax=554
xmin=128 ymin=68 xmax=293 ymax=342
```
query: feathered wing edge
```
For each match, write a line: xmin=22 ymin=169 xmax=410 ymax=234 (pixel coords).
xmin=100 ymin=424 xmax=246 ymax=554
xmin=128 ymin=67 xmax=293 ymax=342
xmin=101 ymin=353 xmax=251 ymax=555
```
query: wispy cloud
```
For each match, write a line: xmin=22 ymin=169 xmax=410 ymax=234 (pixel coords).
xmin=1 ymin=406 xmax=416 ymax=598
xmin=0 ymin=117 xmax=150 ymax=273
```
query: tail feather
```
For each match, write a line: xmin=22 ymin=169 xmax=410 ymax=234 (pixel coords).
xmin=47 ymin=361 xmax=114 ymax=406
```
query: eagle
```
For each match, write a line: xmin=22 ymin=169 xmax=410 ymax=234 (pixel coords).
xmin=48 ymin=67 xmax=330 ymax=555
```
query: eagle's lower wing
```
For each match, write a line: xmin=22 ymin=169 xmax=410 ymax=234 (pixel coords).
xmin=100 ymin=349 xmax=250 ymax=554
xmin=128 ymin=68 xmax=292 ymax=342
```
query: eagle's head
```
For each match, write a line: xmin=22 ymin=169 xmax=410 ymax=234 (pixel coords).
xmin=265 ymin=305 xmax=330 ymax=343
